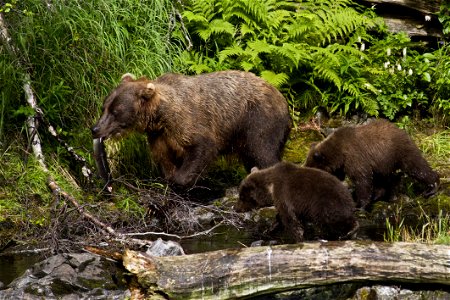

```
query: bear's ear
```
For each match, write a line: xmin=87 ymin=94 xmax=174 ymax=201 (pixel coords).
xmin=121 ymin=73 xmax=136 ymax=83
xmin=250 ymin=167 xmax=259 ymax=173
xmin=310 ymin=142 xmax=318 ymax=150
xmin=140 ymin=82 xmax=156 ymax=101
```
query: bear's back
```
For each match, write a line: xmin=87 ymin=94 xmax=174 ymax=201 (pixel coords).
xmin=270 ymin=163 xmax=353 ymax=208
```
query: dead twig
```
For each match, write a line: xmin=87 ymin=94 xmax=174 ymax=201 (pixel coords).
xmin=47 ymin=177 xmax=153 ymax=248
xmin=123 ymin=221 xmax=225 ymax=240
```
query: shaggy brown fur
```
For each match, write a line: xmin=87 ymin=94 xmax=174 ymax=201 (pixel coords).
xmin=305 ymin=119 xmax=440 ymax=209
xmin=92 ymin=71 xmax=291 ymax=186
xmin=235 ymin=162 xmax=358 ymax=242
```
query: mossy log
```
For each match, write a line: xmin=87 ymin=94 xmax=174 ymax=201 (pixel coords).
xmin=123 ymin=241 xmax=450 ymax=299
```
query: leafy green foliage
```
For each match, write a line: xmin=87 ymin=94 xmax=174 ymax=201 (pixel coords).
xmin=1 ymin=0 xmax=184 ymax=181
xmin=181 ymin=0 xmax=385 ymax=118
xmin=181 ymin=0 xmax=450 ymax=123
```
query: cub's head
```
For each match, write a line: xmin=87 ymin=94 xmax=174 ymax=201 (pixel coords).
xmin=304 ymin=142 xmax=345 ymax=180
xmin=235 ymin=167 xmax=274 ymax=213
xmin=91 ymin=73 xmax=159 ymax=140
xmin=304 ymin=142 xmax=327 ymax=169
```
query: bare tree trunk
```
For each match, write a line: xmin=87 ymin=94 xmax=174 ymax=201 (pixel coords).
xmin=0 ymin=13 xmax=48 ymax=171
xmin=123 ymin=241 xmax=450 ymax=300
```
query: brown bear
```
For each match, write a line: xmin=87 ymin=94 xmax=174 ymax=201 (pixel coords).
xmin=91 ymin=70 xmax=291 ymax=186
xmin=235 ymin=162 xmax=358 ymax=242
xmin=304 ymin=119 xmax=440 ymax=209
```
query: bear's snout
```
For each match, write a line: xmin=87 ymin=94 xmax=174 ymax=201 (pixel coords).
xmin=91 ymin=125 xmax=101 ymax=137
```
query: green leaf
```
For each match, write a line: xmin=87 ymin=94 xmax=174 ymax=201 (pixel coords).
xmin=260 ymin=70 xmax=289 ymax=88
xmin=240 ymin=61 xmax=254 ymax=72
xmin=422 ymin=72 xmax=431 ymax=82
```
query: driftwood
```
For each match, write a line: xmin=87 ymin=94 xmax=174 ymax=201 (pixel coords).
xmin=123 ymin=241 xmax=450 ymax=299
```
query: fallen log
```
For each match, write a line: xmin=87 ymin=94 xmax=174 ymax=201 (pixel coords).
xmin=358 ymin=0 xmax=441 ymax=14
xmin=123 ymin=241 xmax=450 ymax=299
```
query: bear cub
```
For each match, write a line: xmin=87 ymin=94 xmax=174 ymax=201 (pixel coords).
xmin=91 ymin=71 xmax=291 ymax=186
xmin=235 ymin=161 xmax=358 ymax=242
xmin=305 ymin=119 xmax=440 ymax=209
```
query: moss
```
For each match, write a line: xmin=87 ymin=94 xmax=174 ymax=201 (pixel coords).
xmin=283 ymin=130 xmax=323 ymax=164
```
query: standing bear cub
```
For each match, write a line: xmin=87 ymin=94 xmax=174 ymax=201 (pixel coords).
xmin=305 ymin=119 xmax=440 ymax=209
xmin=91 ymin=71 xmax=291 ymax=186
xmin=235 ymin=162 xmax=358 ymax=242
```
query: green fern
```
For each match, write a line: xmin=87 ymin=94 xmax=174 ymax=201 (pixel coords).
xmin=181 ymin=0 xmax=389 ymax=119
xmin=197 ymin=19 xmax=235 ymax=41
xmin=260 ymin=70 xmax=289 ymax=87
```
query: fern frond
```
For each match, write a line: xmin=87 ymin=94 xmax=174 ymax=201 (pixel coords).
xmin=182 ymin=11 xmax=209 ymax=24
xmin=223 ymin=0 xmax=268 ymax=27
xmin=317 ymin=8 xmax=372 ymax=45
xmin=365 ymin=66 xmax=385 ymax=76
xmin=311 ymin=46 xmax=341 ymax=68
xmin=327 ymin=43 xmax=365 ymax=57
xmin=285 ymin=13 xmax=317 ymax=41
xmin=260 ymin=70 xmax=289 ymax=88
xmin=275 ymin=43 xmax=311 ymax=69
xmin=240 ymin=61 xmax=254 ymax=71
xmin=187 ymin=0 xmax=220 ymax=22
xmin=197 ymin=19 xmax=235 ymax=41
xmin=218 ymin=44 xmax=246 ymax=62
xmin=238 ymin=0 xmax=268 ymax=24
xmin=239 ymin=23 xmax=256 ymax=38
xmin=313 ymin=63 xmax=342 ymax=90
xmin=247 ymin=39 xmax=273 ymax=54
xmin=267 ymin=9 xmax=292 ymax=30
xmin=359 ymin=95 xmax=379 ymax=116
xmin=342 ymin=80 xmax=361 ymax=97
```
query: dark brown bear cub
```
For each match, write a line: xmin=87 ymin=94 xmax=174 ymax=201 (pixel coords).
xmin=91 ymin=71 xmax=291 ymax=186
xmin=235 ymin=162 xmax=358 ymax=242
xmin=305 ymin=119 xmax=440 ymax=209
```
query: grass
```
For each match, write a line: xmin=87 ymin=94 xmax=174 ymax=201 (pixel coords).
xmin=384 ymin=206 xmax=450 ymax=245
xmin=383 ymin=128 xmax=450 ymax=245
xmin=0 ymin=0 xmax=185 ymax=247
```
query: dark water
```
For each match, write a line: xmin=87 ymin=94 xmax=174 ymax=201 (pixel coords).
xmin=180 ymin=226 xmax=257 ymax=254
xmin=0 ymin=253 xmax=43 ymax=287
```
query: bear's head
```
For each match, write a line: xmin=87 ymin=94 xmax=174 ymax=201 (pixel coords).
xmin=91 ymin=73 xmax=159 ymax=140
xmin=304 ymin=142 xmax=345 ymax=180
xmin=235 ymin=167 xmax=274 ymax=213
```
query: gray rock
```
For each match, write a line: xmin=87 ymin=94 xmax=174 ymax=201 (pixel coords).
xmin=0 ymin=252 xmax=129 ymax=300
xmin=146 ymin=238 xmax=185 ymax=256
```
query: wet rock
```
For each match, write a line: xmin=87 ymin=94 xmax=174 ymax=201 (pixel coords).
xmin=353 ymin=285 xmax=450 ymax=300
xmin=146 ymin=238 xmax=185 ymax=256
xmin=0 ymin=252 xmax=129 ymax=300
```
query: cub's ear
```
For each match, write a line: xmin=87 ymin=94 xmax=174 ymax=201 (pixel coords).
xmin=140 ymin=82 xmax=156 ymax=101
xmin=121 ymin=73 xmax=136 ymax=83
xmin=250 ymin=166 xmax=259 ymax=173
xmin=310 ymin=142 xmax=318 ymax=150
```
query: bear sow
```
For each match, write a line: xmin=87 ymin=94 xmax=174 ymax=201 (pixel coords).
xmin=91 ymin=71 xmax=292 ymax=186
